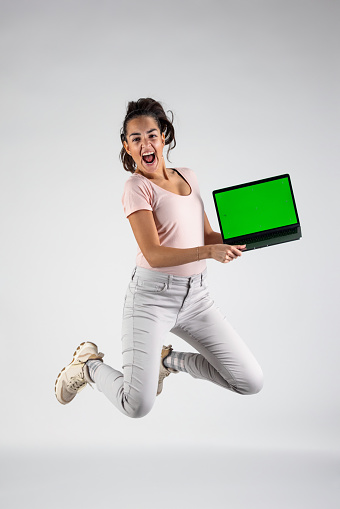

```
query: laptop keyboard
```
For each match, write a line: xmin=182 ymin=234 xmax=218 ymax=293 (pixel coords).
xmin=249 ymin=227 xmax=298 ymax=244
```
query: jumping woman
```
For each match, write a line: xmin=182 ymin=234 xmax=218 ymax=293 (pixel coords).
xmin=55 ymin=98 xmax=263 ymax=417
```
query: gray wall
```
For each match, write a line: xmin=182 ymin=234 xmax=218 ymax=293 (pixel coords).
xmin=1 ymin=0 xmax=339 ymax=454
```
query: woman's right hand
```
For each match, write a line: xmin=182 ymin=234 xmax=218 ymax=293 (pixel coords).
xmin=209 ymin=244 xmax=246 ymax=263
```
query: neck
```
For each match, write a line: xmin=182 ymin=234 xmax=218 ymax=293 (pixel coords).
xmin=136 ymin=159 xmax=169 ymax=181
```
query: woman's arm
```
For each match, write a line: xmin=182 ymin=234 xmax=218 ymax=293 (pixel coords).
xmin=203 ymin=211 xmax=223 ymax=245
xmin=128 ymin=210 xmax=245 ymax=268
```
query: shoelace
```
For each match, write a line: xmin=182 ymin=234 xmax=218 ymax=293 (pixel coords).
xmin=68 ymin=373 xmax=86 ymax=392
xmin=67 ymin=366 xmax=94 ymax=392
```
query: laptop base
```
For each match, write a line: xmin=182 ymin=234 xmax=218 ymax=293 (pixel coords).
xmin=225 ymin=226 xmax=301 ymax=251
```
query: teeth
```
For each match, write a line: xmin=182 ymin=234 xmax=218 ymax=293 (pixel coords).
xmin=143 ymin=152 xmax=154 ymax=156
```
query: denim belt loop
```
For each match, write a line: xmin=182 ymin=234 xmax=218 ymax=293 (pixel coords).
xmin=131 ymin=267 xmax=137 ymax=281
xmin=167 ymin=275 xmax=173 ymax=288
xmin=200 ymin=273 xmax=203 ymax=286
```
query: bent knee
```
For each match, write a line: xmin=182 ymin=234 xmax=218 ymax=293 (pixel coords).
xmin=127 ymin=398 xmax=155 ymax=419
xmin=241 ymin=368 xmax=264 ymax=395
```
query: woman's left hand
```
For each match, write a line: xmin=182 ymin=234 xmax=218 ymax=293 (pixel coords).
xmin=223 ymin=244 xmax=246 ymax=263
xmin=209 ymin=244 xmax=246 ymax=263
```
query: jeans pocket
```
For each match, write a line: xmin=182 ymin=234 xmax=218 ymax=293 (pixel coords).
xmin=124 ymin=281 xmax=137 ymax=305
xmin=136 ymin=279 xmax=168 ymax=294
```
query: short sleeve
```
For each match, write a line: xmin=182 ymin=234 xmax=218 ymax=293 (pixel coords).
xmin=122 ymin=175 xmax=153 ymax=218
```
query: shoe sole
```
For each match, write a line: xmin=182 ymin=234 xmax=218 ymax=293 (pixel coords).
xmin=54 ymin=341 xmax=98 ymax=402
xmin=157 ymin=344 xmax=174 ymax=396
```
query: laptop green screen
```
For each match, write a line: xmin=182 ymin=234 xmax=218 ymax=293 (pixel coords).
xmin=214 ymin=176 xmax=298 ymax=239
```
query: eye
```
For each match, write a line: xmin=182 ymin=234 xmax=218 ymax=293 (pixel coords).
xmin=132 ymin=137 xmax=140 ymax=143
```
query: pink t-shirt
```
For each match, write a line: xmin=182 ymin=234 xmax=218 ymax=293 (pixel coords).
xmin=122 ymin=167 xmax=207 ymax=276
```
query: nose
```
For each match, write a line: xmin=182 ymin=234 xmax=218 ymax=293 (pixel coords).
xmin=141 ymin=137 xmax=152 ymax=150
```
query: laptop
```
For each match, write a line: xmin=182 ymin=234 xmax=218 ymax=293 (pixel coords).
xmin=212 ymin=174 xmax=301 ymax=251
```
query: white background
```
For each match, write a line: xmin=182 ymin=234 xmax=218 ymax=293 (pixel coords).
xmin=1 ymin=1 xmax=339 ymax=507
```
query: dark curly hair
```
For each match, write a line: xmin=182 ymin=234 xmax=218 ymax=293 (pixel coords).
xmin=120 ymin=98 xmax=176 ymax=173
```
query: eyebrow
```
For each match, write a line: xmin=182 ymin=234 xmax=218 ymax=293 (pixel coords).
xmin=129 ymin=128 xmax=157 ymax=138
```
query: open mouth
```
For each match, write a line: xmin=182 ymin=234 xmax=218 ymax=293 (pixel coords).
xmin=142 ymin=152 xmax=156 ymax=165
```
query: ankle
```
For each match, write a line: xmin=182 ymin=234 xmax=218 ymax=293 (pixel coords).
xmin=86 ymin=359 xmax=103 ymax=383
xmin=163 ymin=351 xmax=187 ymax=373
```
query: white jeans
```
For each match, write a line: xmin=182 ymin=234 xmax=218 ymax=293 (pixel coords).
xmin=92 ymin=267 xmax=263 ymax=418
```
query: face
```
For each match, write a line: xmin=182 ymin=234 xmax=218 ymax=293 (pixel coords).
xmin=123 ymin=116 xmax=165 ymax=175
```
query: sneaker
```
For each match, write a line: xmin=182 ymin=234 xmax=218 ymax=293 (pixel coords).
xmin=157 ymin=344 xmax=178 ymax=396
xmin=55 ymin=342 xmax=104 ymax=405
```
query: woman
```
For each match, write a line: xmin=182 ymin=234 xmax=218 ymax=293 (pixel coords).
xmin=55 ymin=98 xmax=263 ymax=417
